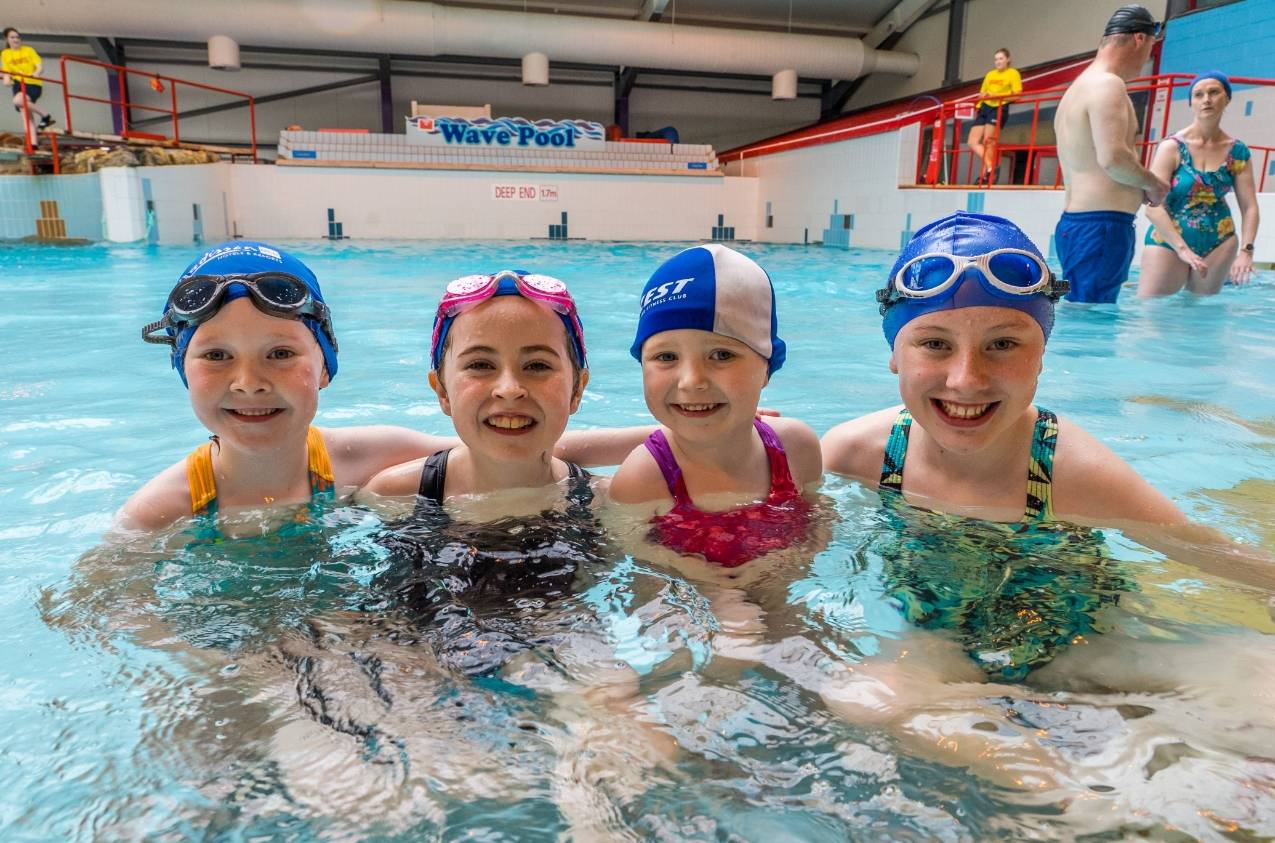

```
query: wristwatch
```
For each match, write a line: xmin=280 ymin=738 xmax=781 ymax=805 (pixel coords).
xmin=1243 ymin=243 xmax=1255 ymax=253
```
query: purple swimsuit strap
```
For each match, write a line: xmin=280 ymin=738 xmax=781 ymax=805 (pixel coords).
xmin=643 ymin=418 xmax=795 ymax=506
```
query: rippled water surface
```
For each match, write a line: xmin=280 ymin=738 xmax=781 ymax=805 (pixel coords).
xmin=2 ymin=239 xmax=1274 ymax=840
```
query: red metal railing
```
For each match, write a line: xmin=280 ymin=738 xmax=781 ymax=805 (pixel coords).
xmin=917 ymin=72 xmax=1275 ymax=190
xmin=59 ymin=56 xmax=258 ymax=162
xmin=8 ymin=58 xmax=258 ymax=163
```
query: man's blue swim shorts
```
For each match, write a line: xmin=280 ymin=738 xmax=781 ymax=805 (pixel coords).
xmin=1053 ymin=210 xmax=1137 ymax=304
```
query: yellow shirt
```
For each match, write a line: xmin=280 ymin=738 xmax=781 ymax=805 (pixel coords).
xmin=976 ymin=67 xmax=1021 ymax=109
xmin=2 ymin=45 xmax=42 ymax=87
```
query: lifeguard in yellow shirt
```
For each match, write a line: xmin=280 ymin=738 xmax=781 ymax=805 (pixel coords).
xmin=2 ymin=27 xmax=55 ymax=131
xmin=967 ymin=48 xmax=1021 ymax=183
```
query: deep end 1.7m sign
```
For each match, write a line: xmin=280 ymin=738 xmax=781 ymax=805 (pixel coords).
xmin=407 ymin=116 xmax=605 ymax=150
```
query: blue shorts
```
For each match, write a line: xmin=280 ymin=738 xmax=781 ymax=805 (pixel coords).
xmin=1053 ymin=211 xmax=1137 ymax=303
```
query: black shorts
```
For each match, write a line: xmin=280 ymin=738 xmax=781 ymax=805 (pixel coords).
xmin=11 ymin=82 xmax=42 ymax=103
xmin=971 ymin=103 xmax=1006 ymax=127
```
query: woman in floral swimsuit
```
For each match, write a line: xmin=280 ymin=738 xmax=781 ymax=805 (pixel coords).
xmin=1139 ymin=72 xmax=1261 ymax=297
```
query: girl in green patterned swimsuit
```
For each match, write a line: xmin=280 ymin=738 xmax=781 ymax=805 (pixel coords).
xmin=821 ymin=212 xmax=1275 ymax=680
xmin=1138 ymin=71 xmax=1261 ymax=297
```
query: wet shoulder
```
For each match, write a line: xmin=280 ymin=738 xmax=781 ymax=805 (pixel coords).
xmin=763 ymin=416 xmax=822 ymax=490
xmin=608 ymin=437 xmax=671 ymax=506
xmin=821 ymin=406 xmax=900 ymax=486
xmin=117 ymin=458 xmax=192 ymax=531
xmin=1048 ymin=414 xmax=1184 ymax=526
xmin=362 ymin=454 xmax=431 ymax=498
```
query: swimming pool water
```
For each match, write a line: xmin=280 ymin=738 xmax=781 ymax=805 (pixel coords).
xmin=2 ymin=239 xmax=1274 ymax=840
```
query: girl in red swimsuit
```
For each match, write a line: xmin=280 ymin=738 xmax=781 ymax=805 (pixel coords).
xmin=609 ymin=244 xmax=822 ymax=567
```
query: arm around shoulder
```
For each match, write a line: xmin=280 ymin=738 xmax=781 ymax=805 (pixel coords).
xmin=323 ymin=426 xmax=457 ymax=489
xmin=359 ymin=457 xmax=427 ymax=500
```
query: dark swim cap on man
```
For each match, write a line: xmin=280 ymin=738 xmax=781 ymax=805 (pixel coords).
xmin=878 ymin=212 xmax=1068 ymax=348
xmin=1190 ymin=71 xmax=1232 ymax=100
xmin=153 ymin=242 xmax=338 ymax=387
xmin=1103 ymin=4 xmax=1161 ymax=37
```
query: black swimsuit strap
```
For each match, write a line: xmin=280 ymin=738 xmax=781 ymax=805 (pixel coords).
xmin=415 ymin=450 xmax=591 ymax=513
xmin=416 ymin=449 xmax=451 ymax=506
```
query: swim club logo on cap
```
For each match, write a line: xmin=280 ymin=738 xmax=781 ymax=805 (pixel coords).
xmin=630 ymin=243 xmax=786 ymax=375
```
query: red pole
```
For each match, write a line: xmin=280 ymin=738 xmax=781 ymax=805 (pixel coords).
xmin=1025 ymin=100 xmax=1041 ymax=187
xmin=171 ymin=79 xmax=180 ymax=144
xmin=248 ymin=96 xmax=258 ymax=163
xmin=59 ymin=56 xmax=73 ymax=134
xmin=119 ymin=68 xmax=131 ymax=136
xmin=49 ymin=130 xmax=60 ymax=174
xmin=18 ymin=78 xmax=33 ymax=154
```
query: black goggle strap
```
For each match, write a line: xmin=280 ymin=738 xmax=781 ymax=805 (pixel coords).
xmin=142 ymin=315 xmax=178 ymax=346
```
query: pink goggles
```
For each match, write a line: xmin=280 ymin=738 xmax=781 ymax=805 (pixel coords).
xmin=429 ymin=269 xmax=587 ymax=370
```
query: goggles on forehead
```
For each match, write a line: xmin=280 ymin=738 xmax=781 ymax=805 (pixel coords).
xmin=876 ymin=249 xmax=1069 ymax=312
xmin=430 ymin=269 xmax=587 ymax=369
xmin=141 ymin=272 xmax=338 ymax=351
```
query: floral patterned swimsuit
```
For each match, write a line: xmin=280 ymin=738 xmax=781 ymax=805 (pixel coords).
xmin=1146 ymin=134 xmax=1250 ymax=257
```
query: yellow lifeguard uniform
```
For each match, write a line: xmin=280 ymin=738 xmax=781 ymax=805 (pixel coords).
xmin=976 ymin=67 xmax=1022 ymax=109
xmin=186 ymin=426 xmax=335 ymax=517
xmin=1 ymin=45 xmax=43 ymax=87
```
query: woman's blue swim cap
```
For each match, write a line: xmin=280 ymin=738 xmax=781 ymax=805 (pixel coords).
xmin=1190 ymin=71 xmax=1231 ymax=100
xmin=166 ymin=242 xmax=338 ymax=387
xmin=881 ymin=212 xmax=1059 ymax=348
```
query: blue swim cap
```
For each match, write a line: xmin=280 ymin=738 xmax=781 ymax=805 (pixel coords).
xmin=630 ymin=244 xmax=785 ymax=375
xmin=166 ymin=241 xmax=338 ymax=387
xmin=1190 ymin=71 xmax=1232 ymax=99
xmin=881 ymin=212 xmax=1060 ymax=348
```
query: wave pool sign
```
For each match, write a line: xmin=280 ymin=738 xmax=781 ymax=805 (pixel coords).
xmin=406 ymin=116 xmax=605 ymax=150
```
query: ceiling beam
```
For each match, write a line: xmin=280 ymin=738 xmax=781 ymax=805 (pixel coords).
xmin=863 ymin=0 xmax=943 ymax=48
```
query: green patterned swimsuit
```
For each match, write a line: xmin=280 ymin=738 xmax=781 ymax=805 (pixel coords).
xmin=876 ymin=407 xmax=1131 ymax=680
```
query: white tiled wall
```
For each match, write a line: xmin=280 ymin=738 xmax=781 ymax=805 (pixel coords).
xmin=226 ymin=165 xmax=757 ymax=242
xmin=0 ymin=173 xmax=102 ymax=240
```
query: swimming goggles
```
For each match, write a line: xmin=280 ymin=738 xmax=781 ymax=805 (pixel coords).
xmin=142 ymin=272 xmax=338 ymax=351
xmin=430 ymin=269 xmax=587 ymax=368
xmin=876 ymin=249 xmax=1069 ymax=311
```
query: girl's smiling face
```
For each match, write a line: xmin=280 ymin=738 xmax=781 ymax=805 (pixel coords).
xmin=890 ymin=306 xmax=1044 ymax=455
xmin=431 ymin=296 xmax=585 ymax=464
xmin=183 ymin=297 xmax=328 ymax=452
xmin=640 ymin=329 xmax=769 ymax=445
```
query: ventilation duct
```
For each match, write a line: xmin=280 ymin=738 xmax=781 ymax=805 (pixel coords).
xmin=17 ymin=0 xmax=919 ymax=81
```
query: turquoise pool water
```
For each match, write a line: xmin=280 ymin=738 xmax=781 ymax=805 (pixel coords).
xmin=3 ymin=239 xmax=1274 ymax=840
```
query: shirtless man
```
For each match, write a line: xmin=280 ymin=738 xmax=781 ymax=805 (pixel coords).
xmin=1053 ymin=5 xmax=1170 ymax=303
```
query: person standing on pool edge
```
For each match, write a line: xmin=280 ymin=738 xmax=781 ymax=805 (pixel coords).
xmin=1053 ymin=4 xmax=1169 ymax=303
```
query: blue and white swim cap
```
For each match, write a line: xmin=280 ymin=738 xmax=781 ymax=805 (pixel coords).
xmin=167 ymin=241 xmax=338 ymax=386
xmin=881 ymin=212 xmax=1062 ymax=348
xmin=630 ymin=244 xmax=786 ymax=375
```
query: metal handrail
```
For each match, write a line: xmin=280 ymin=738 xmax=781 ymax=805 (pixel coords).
xmin=8 ymin=57 xmax=257 ymax=163
xmin=917 ymin=72 xmax=1275 ymax=189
